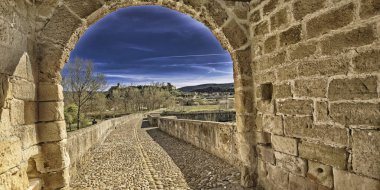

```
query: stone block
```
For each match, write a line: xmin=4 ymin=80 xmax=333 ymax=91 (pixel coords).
xmin=38 ymin=121 xmax=67 ymax=143
xmin=24 ymin=101 xmax=38 ymax=125
xmin=263 ymin=0 xmax=278 ymax=15
xmin=330 ymin=102 xmax=380 ymax=126
xmin=306 ymin=3 xmax=354 ymax=39
xmin=10 ymin=78 xmax=36 ymax=101
xmin=307 ymin=160 xmax=333 ymax=188
xmin=289 ymin=173 xmax=329 ymax=190
xmin=256 ymin=51 xmax=286 ymax=71
xmin=38 ymin=83 xmax=64 ymax=101
xmin=38 ymin=101 xmax=64 ymax=122
xmin=270 ymin=8 xmax=288 ymax=30
xmin=253 ymin=21 xmax=269 ymax=37
xmin=256 ymin=100 xmax=274 ymax=114
xmin=250 ymin=9 xmax=261 ymax=24
xmin=262 ymin=115 xmax=283 ymax=135
xmin=274 ymin=82 xmax=292 ymax=99
xmin=277 ymin=99 xmax=313 ymax=116
xmin=274 ymin=152 xmax=307 ymax=176
xmin=353 ymin=49 xmax=380 ymax=73
xmin=64 ymin=0 xmax=103 ymax=18
xmin=284 ymin=116 xmax=348 ymax=146
xmin=298 ymin=58 xmax=350 ymax=77
xmin=289 ymin=42 xmax=317 ymax=60
xmin=328 ymin=76 xmax=378 ymax=100
xmin=206 ymin=1 xmax=229 ymax=26
xmin=293 ymin=0 xmax=326 ymax=20
xmin=294 ymin=78 xmax=328 ymax=98
xmin=277 ymin=64 xmax=298 ymax=81
xmin=256 ymin=132 xmax=271 ymax=145
xmin=10 ymin=99 xmax=25 ymax=126
xmin=13 ymin=52 xmax=35 ymax=82
xmin=257 ymin=145 xmax=275 ymax=164
xmin=321 ymin=24 xmax=376 ymax=55
xmin=39 ymin=141 xmax=69 ymax=172
xmin=299 ymin=141 xmax=347 ymax=169
xmin=352 ymin=129 xmax=380 ymax=179
xmin=315 ymin=101 xmax=329 ymax=123
xmin=333 ymin=169 xmax=380 ymax=190
xmin=264 ymin=35 xmax=277 ymax=54
xmin=42 ymin=167 xmax=70 ymax=189
xmin=0 ymin=109 xmax=12 ymax=138
xmin=255 ymin=71 xmax=276 ymax=84
xmin=222 ymin=20 xmax=247 ymax=49
xmin=266 ymin=164 xmax=289 ymax=189
xmin=15 ymin=124 xmax=38 ymax=150
xmin=360 ymin=0 xmax=380 ymax=19
xmin=272 ymin=135 xmax=298 ymax=156
xmin=280 ymin=25 xmax=302 ymax=47
xmin=0 ymin=138 xmax=22 ymax=174
xmin=41 ymin=5 xmax=81 ymax=43
xmin=236 ymin=114 xmax=255 ymax=133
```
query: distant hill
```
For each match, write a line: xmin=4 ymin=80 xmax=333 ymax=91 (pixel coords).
xmin=179 ymin=83 xmax=234 ymax=93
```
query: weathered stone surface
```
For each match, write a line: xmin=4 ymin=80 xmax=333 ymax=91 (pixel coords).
xmin=329 ymin=76 xmax=378 ymax=100
xmin=306 ymin=3 xmax=354 ymax=38
xmin=10 ymin=99 xmax=25 ymax=126
xmin=256 ymin=132 xmax=271 ymax=145
xmin=270 ymin=8 xmax=288 ymax=30
xmin=289 ymin=173 xmax=329 ymax=190
xmin=206 ymin=1 xmax=228 ymax=26
xmin=294 ymin=78 xmax=328 ymax=98
xmin=253 ymin=21 xmax=269 ymax=37
xmin=285 ymin=116 xmax=348 ymax=146
xmin=38 ymin=83 xmax=64 ymax=101
xmin=64 ymin=0 xmax=103 ymax=18
xmin=266 ymin=164 xmax=289 ymax=189
xmin=38 ymin=101 xmax=65 ymax=122
xmin=38 ymin=121 xmax=67 ymax=143
xmin=293 ymin=0 xmax=326 ymax=20
xmin=352 ymin=129 xmax=380 ymax=179
xmin=334 ymin=169 xmax=380 ymax=190
xmin=277 ymin=64 xmax=298 ymax=81
xmin=0 ymin=138 xmax=22 ymax=173
xmin=307 ymin=160 xmax=333 ymax=188
xmin=271 ymin=135 xmax=297 ymax=156
xmin=39 ymin=140 xmax=69 ymax=172
xmin=10 ymin=78 xmax=36 ymax=101
xmin=15 ymin=124 xmax=38 ymax=150
xmin=299 ymin=58 xmax=350 ymax=77
xmin=264 ymin=35 xmax=277 ymax=53
xmin=289 ymin=42 xmax=317 ymax=60
xmin=360 ymin=0 xmax=380 ymax=19
xmin=263 ymin=0 xmax=278 ymax=15
xmin=353 ymin=49 xmax=380 ymax=73
xmin=330 ymin=102 xmax=380 ymax=126
xmin=0 ymin=109 xmax=12 ymax=138
xmin=250 ymin=9 xmax=261 ymax=24
xmin=274 ymin=82 xmax=292 ymax=99
xmin=24 ymin=101 xmax=38 ymax=124
xmin=277 ymin=99 xmax=313 ymax=116
xmin=256 ymin=100 xmax=275 ymax=114
xmin=41 ymin=5 xmax=81 ymax=43
xmin=274 ymin=152 xmax=307 ymax=176
xmin=222 ymin=20 xmax=247 ymax=49
xmin=299 ymin=142 xmax=347 ymax=169
xmin=280 ymin=25 xmax=302 ymax=47
xmin=262 ymin=115 xmax=283 ymax=135
xmin=42 ymin=167 xmax=70 ymax=189
xmin=315 ymin=101 xmax=329 ymax=123
xmin=257 ymin=145 xmax=275 ymax=164
xmin=321 ymin=24 xmax=376 ymax=55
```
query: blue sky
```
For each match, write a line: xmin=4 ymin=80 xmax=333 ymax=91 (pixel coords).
xmin=63 ymin=5 xmax=233 ymax=88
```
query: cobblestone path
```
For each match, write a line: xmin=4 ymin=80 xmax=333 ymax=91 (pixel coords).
xmin=71 ymin=118 xmax=249 ymax=189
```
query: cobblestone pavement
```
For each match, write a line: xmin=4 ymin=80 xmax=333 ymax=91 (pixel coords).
xmin=71 ymin=119 xmax=250 ymax=189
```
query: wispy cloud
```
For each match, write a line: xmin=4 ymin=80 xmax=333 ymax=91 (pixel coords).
xmin=138 ymin=53 xmax=228 ymax=62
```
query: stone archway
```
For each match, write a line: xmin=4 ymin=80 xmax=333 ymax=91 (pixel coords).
xmin=36 ymin=0 xmax=255 ymax=189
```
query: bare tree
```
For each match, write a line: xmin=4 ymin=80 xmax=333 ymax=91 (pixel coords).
xmin=63 ymin=58 xmax=107 ymax=129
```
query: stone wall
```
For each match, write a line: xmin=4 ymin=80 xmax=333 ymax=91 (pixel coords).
xmin=156 ymin=117 xmax=242 ymax=169
xmin=250 ymin=0 xmax=380 ymax=189
xmin=162 ymin=111 xmax=236 ymax=122
xmin=66 ymin=114 xmax=142 ymax=179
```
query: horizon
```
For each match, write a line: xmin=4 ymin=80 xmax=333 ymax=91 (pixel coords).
xmin=62 ymin=5 xmax=234 ymax=88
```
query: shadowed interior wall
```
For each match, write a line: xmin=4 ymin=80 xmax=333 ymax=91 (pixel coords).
xmin=0 ymin=0 xmax=379 ymax=189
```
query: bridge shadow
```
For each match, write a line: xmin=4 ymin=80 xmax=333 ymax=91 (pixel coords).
xmin=143 ymin=120 xmax=251 ymax=190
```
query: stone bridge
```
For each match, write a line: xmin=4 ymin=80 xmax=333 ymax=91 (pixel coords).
xmin=1 ymin=0 xmax=380 ymax=189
